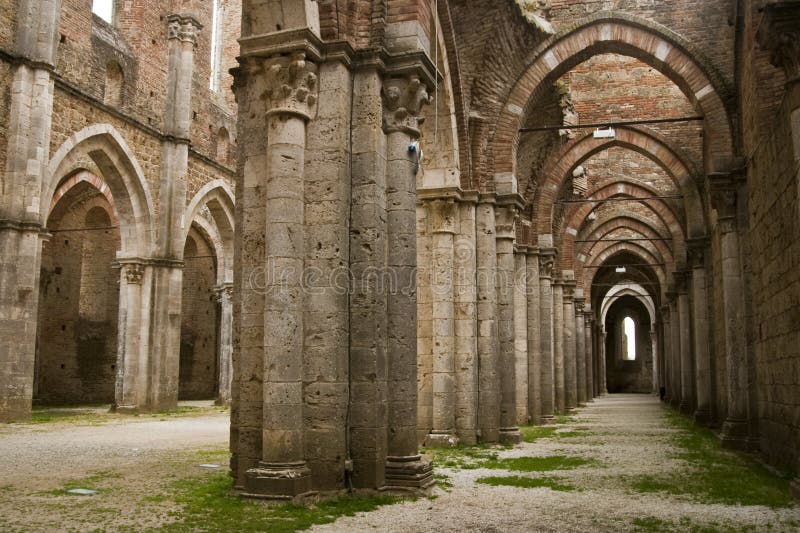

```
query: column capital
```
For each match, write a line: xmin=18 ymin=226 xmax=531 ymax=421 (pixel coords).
xmin=123 ymin=263 xmax=145 ymax=285
xmin=707 ymin=171 xmax=743 ymax=227
xmin=757 ymin=2 xmax=800 ymax=85
xmin=167 ymin=14 xmax=203 ymax=46
xmin=674 ymin=271 xmax=691 ymax=295
xmin=687 ymin=237 xmax=710 ymax=268
xmin=262 ymin=52 xmax=319 ymax=121
xmin=574 ymin=297 xmax=586 ymax=312
xmin=495 ymin=204 xmax=519 ymax=241
xmin=562 ymin=279 xmax=576 ymax=300
xmin=382 ymin=74 xmax=432 ymax=137
xmin=526 ymin=246 xmax=540 ymax=258
xmin=539 ymin=248 xmax=557 ymax=279
xmin=426 ymin=198 xmax=458 ymax=234
xmin=215 ymin=283 xmax=233 ymax=302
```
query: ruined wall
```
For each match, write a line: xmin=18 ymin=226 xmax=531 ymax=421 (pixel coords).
xmin=604 ymin=300 xmax=653 ymax=394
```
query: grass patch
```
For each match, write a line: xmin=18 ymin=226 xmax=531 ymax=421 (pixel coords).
xmin=48 ymin=471 xmax=122 ymax=496
xmin=555 ymin=414 xmax=578 ymax=424
xmin=425 ymin=443 xmax=500 ymax=470
xmin=521 ymin=425 xmax=558 ymax=442
xmin=433 ymin=473 xmax=453 ymax=492
xmin=477 ymin=475 xmax=576 ymax=492
xmin=633 ymin=517 xmax=673 ymax=532
xmin=481 ymin=455 xmax=595 ymax=472
xmin=629 ymin=409 xmax=795 ymax=508
xmin=157 ymin=473 xmax=403 ymax=532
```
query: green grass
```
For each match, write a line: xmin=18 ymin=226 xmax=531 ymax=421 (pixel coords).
xmin=521 ymin=425 xmax=558 ymax=442
xmin=425 ymin=443 xmax=500 ymax=469
xmin=481 ymin=455 xmax=595 ymax=472
xmin=476 ymin=475 xmax=576 ymax=491
xmin=48 ymin=471 xmax=122 ymax=496
xmin=157 ymin=473 xmax=403 ymax=532
xmin=629 ymin=409 xmax=795 ymax=508
xmin=555 ymin=414 xmax=578 ymax=424
xmin=433 ymin=473 xmax=453 ymax=492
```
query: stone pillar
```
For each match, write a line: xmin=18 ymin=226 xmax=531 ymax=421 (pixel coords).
xmin=689 ymin=240 xmax=712 ymax=424
xmin=660 ymin=305 xmax=672 ymax=401
xmin=514 ymin=247 xmax=529 ymax=425
xmin=538 ymin=246 xmax=556 ymax=422
xmin=650 ymin=323 xmax=659 ymax=393
xmin=668 ymin=293 xmax=681 ymax=408
xmin=476 ymin=199 xmax=500 ymax=441
xmin=0 ymin=0 xmax=61 ymax=422
xmin=495 ymin=205 xmax=522 ymax=443
xmin=114 ymin=262 xmax=147 ymax=411
xmin=709 ymin=175 xmax=749 ymax=449
xmin=383 ymin=73 xmax=434 ymax=489
xmin=526 ymin=247 xmax=542 ymax=423
xmin=427 ymin=199 xmax=458 ymax=446
xmin=584 ymin=311 xmax=594 ymax=401
xmin=676 ymin=272 xmax=694 ymax=413
xmin=454 ymin=198 xmax=479 ymax=443
xmin=562 ymin=277 xmax=577 ymax=411
xmin=599 ymin=328 xmax=608 ymax=395
xmin=574 ymin=293 xmax=587 ymax=406
xmin=216 ymin=284 xmax=233 ymax=405
xmin=552 ymin=279 xmax=565 ymax=413
xmin=243 ymin=50 xmax=319 ymax=498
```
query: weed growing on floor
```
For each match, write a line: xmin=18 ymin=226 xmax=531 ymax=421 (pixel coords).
xmin=481 ymin=455 xmax=595 ymax=472
xmin=629 ymin=408 xmax=794 ymax=508
xmin=476 ymin=475 xmax=576 ymax=491
xmin=158 ymin=473 xmax=404 ymax=532
xmin=47 ymin=471 xmax=122 ymax=496
xmin=433 ymin=473 xmax=453 ymax=492
xmin=556 ymin=414 xmax=578 ymax=424
xmin=424 ymin=443 xmax=500 ymax=469
xmin=521 ymin=425 xmax=558 ymax=442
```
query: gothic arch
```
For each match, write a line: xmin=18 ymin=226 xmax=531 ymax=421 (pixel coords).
xmin=491 ymin=13 xmax=735 ymax=192
xmin=184 ymin=180 xmax=235 ymax=283
xmin=45 ymin=124 xmax=155 ymax=259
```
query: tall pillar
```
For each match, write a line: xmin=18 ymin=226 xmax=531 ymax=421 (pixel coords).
xmin=526 ymin=247 xmax=542 ymax=423
xmin=599 ymin=328 xmax=608 ymax=395
xmin=668 ymin=293 xmax=682 ymax=408
xmin=584 ymin=310 xmax=594 ymax=401
xmin=427 ymin=199 xmax=458 ymax=446
xmin=689 ymin=240 xmax=712 ymax=424
xmin=650 ymin=323 xmax=659 ymax=393
xmin=709 ymin=175 xmax=749 ymax=449
xmin=552 ymin=278 xmax=565 ymax=413
xmin=0 ymin=0 xmax=61 ymax=422
xmin=660 ymin=306 xmax=671 ymax=401
xmin=216 ymin=284 xmax=234 ymax=405
xmin=476 ymin=199 xmax=500 ymax=441
xmin=676 ymin=272 xmax=694 ymax=414
xmin=574 ymin=293 xmax=586 ymax=406
xmin=495 ymin=205 xmax=522 ymax=443
xmin=383 ymin=73 xmax=434 ymax=488
xmin=244 ymin=50 xmax=319 ymax=498
xmin=538 ymin=245 xmax=556 ymax=422
xmin=562 ymin=278 xmax=577 ymax=411
xmin=514 ymin=247 xmax=529 ymax=425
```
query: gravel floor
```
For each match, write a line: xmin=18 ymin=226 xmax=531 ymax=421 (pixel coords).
xmin=312 ymin=394 xmax=800 ymax=533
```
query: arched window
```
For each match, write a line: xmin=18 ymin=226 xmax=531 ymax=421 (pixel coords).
xmin=216 ymin=127 xmax=230 ymax=163
xmin=104 ymin=61 xmax=124 ymax=108
xmin=92 ymin=0 xmax=114 ymax=24
xmin=623 ymin=316 xmax=637 ymax=361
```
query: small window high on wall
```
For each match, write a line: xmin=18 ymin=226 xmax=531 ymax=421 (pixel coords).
xmin=92 ymin=0 xmax=113 ymax=24
xmin=623 ymin=316 xmax=637 ymax=361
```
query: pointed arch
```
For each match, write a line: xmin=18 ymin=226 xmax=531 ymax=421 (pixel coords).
xmin=45 ymin=124 xmax=155 ymax=259
xmin=184 ymin=180 xmax=235 ymax=283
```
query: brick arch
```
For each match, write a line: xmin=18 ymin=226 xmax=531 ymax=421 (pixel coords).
xmin=185 ymin=180 xmax=235 ymax=284
xmin=45 ymin=124 xmax=155 ymax=259
xmin=601 ymin=283 xmax=657 ymax=327
xmin=535 ymin=127 xmax=705 ymax=237
xmin=558 ymin=180 xmax=686 ymax=268
xmin=577 ymin=216 xmax=675 ymax=275
xmin=491 ymin=14 xmax=734 ymax=192
xmin=587 ymin=245 xmax=667 ymax=300
xmin=49 ymin=170 xmax=119 ymax=224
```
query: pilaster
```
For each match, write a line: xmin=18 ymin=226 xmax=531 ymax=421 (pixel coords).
xmin=538 ymin=246 xmax=557 ymax=422
xmin=574 ymin=292 xmax=587 ymax=407
xmin=688 ymin=238 xmax=712 ymax=425
xmin=562 ymin=276 xmax=577 ymax=411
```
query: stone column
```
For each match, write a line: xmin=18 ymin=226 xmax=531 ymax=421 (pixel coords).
xmin=0 ymin=0 xmax=61 ymax=422
xmin=651 ymin=324 xmax=659 ymax=393
xmin=243 ymin=50 xmax=319 ymax=498
xmin=562 ymin=278 xmax=577 ymax=411
xmin=660 ymin=305 xmax=671 ymax=401
xmin=216 ymin=284 xmax=233 ymax=405
xmin=514 ymin=247 xmax=529 ymax=425
xmin=668 ymin=293 xmax=682 ymax=408
xmin=709 ymin=176 xmax=749 ymax=449
xmin=676 ymin=272 xmax=694 ymax=413
xmin=574 ymin=293 xmax=587 ymax=406
xmin=114 ymin=262 xmax=147 ymax=411
xmin=495 ymin=205 xmax=522 ymax=443
xmin=383 ymin=73 xmax=434 ymax=488
xmin=538 ymin=246 xmax=556 ymax=422
xmin=454 ymin=198 xmax=479 ymax=443
xmin=552 ymin=278 xmax=565 ymax=413
xmin=584 ymin=311 xmax=594 ymax=401
xmin=526 ymin=247 xmax=542 ymax=423
xmin=599 ymin=328 xmax=608 ymax=395
xmin=427 ymin=199 xmax=458 ymax=446
xmin=476 ymin=199 xmax=500 ymax=441
xmin=689 ymin=240 xmax=712 ymax=424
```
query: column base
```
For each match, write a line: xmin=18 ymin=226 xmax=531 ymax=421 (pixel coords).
xmin=498 ymin=427 xmax=523 ymax=445
xmin=719 ymin=418 xmax=749 ymax=450
xmin=693 ymin=408 xmax=712 ymax=426
xmin=383 ymin=455 xmax=434 ymax=493
xmin=424 ymin=431 xmax=459 ymax=448
xmin=112 ymin=404 xmax=139 ymax=414
xmin=243 ymin=462 xmax=314 ymax=500
xmin=540 ymin=415 xmax=556 ymax=425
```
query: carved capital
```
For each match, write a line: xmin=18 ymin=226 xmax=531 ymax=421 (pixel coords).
xmin=382 ymin=75 xmax=432 ymax=137
xmin=574 ymin=298 xmax=585 ymax=312
xmin=707 ymin=172 xmax=739 ymax=223
xmin=674 ymin=271 xmax=690 ymax=295
xmin=562 ymin=280 xmax=576 ymax=300
xmin=427 ymin=199 xmax=458 ymax=234
xmin=125 ymin=264 xmax=145 ymax=285
xmin=538 ymin=249 xmax=556 ymax=279
xmin=262 ymin=52 xmax=319 ymax=121
xmin=495 ymin=205 xmax=518 ymax=240
xmin=167 ymin=15 xmax=202 ymax=46
xmin=215 ymin=284 xmax=234 ymax=303
xmin=758 ymin=3 xmax=800 ymax=84
xmin=687 ymin=238 xmax=709 ymax=269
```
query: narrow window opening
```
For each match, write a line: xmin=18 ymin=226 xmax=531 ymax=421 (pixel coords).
xmin=104 ymin=61 xmax=124 ymax=108
xmin=92 ymin=0 xmax=114 ymax=24
xmin=209 ymin=0 xmax=222 ymax=92
xmin=623 ymin=316 xmax=636 ymax=361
